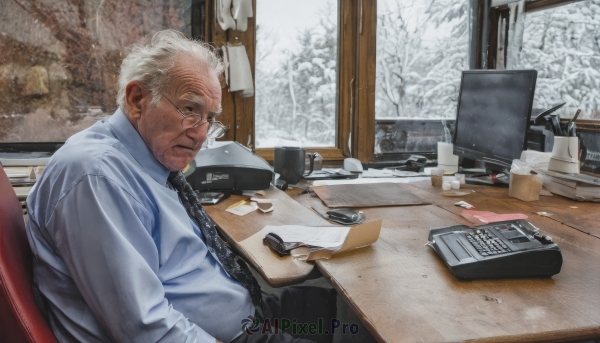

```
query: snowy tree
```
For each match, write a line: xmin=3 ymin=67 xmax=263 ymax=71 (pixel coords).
xmin=375 ymin=0 xmax=469 ymax=119
xmin=255 ymin=2 xmax=337 ymax=147
xmin=511 ymin=0 xmax=600 ymax=119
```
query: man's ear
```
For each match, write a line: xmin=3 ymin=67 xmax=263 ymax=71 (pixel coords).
xmin=125 ymin=81 xmax=144 ymax=119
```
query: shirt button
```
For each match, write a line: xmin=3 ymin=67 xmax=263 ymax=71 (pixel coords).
xmin=209 ymin=248 xmax=215 ymax=253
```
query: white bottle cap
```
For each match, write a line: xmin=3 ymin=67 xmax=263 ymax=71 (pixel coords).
xmin=442 ymin=181 xmax=452 ymax=191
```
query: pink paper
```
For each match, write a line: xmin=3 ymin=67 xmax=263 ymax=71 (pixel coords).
xmin=460 ymin=210 xmax=528 ymax=224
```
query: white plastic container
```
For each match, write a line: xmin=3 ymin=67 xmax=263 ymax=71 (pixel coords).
xmin=442 ymin=181 xmax=452 ymax=191
xmin=451 ymin=180 xmax=460 ymax=190
xmin=548 ymin=137 xmax=579 ymax=174
xmin=437 ymin=142 xmax=459 ymax=173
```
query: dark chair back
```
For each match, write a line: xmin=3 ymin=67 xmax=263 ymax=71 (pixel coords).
xmin=0 ymin=166 xmax=57 ymax=343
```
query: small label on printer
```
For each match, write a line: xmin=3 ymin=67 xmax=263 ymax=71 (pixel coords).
xmin=207 ymin=172 xmax=229 ymax=181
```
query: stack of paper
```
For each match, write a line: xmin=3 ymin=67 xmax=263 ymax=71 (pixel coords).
xmin=537 ymin=169 xmax=600 ymax=201
xmin=257 ymin=219 xmax=382 ymax=261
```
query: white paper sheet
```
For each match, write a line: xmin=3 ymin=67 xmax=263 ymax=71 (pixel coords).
xmin=226 ymin=202 xmax=258 ymax=216
xmin=313 ymin=176 xmax=430 ymax=186
xmin=227 ymin=44 xmax=254 ymax=97
xmin=264 ymin=225 xmax=350 ymax=249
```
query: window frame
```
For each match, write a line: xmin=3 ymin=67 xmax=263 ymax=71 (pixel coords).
xmin=483 ymin=0 xmax=587 ymax=70
xmin=203 ymin=0 xmax=377 ymax=163
xmin=204 ymin=0 xmax=597 ymax=163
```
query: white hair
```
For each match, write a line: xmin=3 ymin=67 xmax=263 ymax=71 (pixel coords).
xmin=116 ymin=30 xmax=224 ymax=108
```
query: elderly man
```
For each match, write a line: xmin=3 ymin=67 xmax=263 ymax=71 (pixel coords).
xmin=26 ymin=30 xmax=338 ymax=343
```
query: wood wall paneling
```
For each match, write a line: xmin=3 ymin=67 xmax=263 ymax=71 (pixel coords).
xmin=337 ymin=0 xmax=357 ymax=158
xmin=208 ymin=0 xmax=256 ymax=147
xmin=206 ymin=0 xmax=375 ymax=162
xmin=354 ymin=0 xmax=376 ymax=162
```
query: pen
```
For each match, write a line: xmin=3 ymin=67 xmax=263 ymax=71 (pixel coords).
xmin=566 ymin=109 xmax=581 ymax=136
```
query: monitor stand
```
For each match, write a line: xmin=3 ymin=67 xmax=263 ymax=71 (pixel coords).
xmin=460 ymin=159 xmax=510 ymax=186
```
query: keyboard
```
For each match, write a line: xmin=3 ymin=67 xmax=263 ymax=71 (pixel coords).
xmin=427 ymin=220 xmax=562 ymax=279
xmin=465 ymin=227 xmax=512 ymax=256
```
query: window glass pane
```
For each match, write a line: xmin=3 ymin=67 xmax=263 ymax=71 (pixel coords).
xmin=511 ymin=0 xmax=600 ymax=120
xmin=0 ymin=0 xmax=191 ymax=142
xmin=255 ymin=0 xmax=338 ymax=148
xmin=375 ymin=0 xmax=469 ymax=154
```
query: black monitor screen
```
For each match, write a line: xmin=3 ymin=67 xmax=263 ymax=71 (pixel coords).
xmin=453 ymin=70 xmax=537 ymax=168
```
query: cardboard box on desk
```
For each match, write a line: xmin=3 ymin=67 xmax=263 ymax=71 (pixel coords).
xmin=509 ymin=172 xmax=542 ymax=202
xmin=240 ymin=219 xmax=382 ymax=263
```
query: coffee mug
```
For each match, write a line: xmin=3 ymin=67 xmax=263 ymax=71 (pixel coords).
xmin=274 ymin=147 xmax=315 ymax=184
xmin=305 ymin=152 xmax=323 ymax=171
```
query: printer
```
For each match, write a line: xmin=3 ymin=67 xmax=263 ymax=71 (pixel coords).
xmin=185 ymin=141 xmax=274 ymax=193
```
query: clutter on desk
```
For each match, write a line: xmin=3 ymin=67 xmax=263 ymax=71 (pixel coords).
xmin=454 ymin=201 xmax=474 ymax=209
xmin=196 ymin=191 xmax=230 ymax=205
xmin=509 ymin=159 xmax=543 ymax=201
xmin=437 ymin=142 xmax=459 ymax=173
xmin=274 ymin=147 xmax=314 ymax=184
xmin=361 ymin=168 xmax=426 ymax=178
xmin=536 ymin=212 xmax=554 ymax=217
xmin=302 ymin=168 xmax=359 ymax=181
xmin=305 ymin=152 xmax=323 ymax=171
xmin=243 ymin=190 xmax=266 ymax=197
xmin=256 ymin=202 xmax=274 ymax=213
xmin=548 ymin=136 xmax=581 ymax=174
xmin=441 ymin=190 xmax=471 ymax=197
xmin=431 ymin=168 xmax=467 ymax=190
xmin=533 ymin=108 xmax=584 ymax=174
xmin=225 ymin=199 xmax=258 ymax=216
xmin=460 ymin=210 xmax=528 ymax=225
xmin=251 ymin=197 xmax=274 ymax=213
xmin=539 ymin=189 xmax=553 ymax=196
xmin=186 ymin=141 xmax=273 ymax=193
xmin=538 ymin=169 xmax=600 ymax=202
xmin=451 ymin=180 xmax=460 ymax=189
xmin=260 ymin=218 xmax=382 ymax=261
xmin=311 ymin=207 xmax=366 ymax=225
xmin=363 ymin=155 xmax=427 ymax=168
xmin=430 ymin=167 xmax=443 ymax=186
xmin=312 ymin=176 xmax=431 ymax=187
xmin=310 ymin=182 xmax=430 ymax=208
xmin=225 ymin=196 xmax=275 ymax=215
xmin=442 ymin=181 xmax=451 ymax=191
xmin=342 ymin=158 xmax=364 ymax=173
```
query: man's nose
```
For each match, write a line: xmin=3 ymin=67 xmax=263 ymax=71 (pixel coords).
xmin=186 ymin=124 xmax=207 ymax=142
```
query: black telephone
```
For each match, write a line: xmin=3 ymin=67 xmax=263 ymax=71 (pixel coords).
xmin=427 ymin=219 xmax=562 ymax=279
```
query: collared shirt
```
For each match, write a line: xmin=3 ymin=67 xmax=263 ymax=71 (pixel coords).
xmin=26 ymin=109 xmax=254 ymax=343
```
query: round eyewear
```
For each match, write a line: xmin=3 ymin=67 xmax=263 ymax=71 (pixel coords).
xmin=160 ymin=93 xmax=229 ymax=139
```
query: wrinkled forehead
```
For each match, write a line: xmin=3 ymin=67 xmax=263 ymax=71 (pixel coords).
xmin=166 ymin=56 xmax=222 ymax=107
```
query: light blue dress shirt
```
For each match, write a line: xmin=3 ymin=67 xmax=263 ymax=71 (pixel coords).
xmin=26 ymin=109 xmax=255 ymax=343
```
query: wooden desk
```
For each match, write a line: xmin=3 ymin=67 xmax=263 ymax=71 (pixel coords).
xmin=207 ymin=181 xmax=600 ymax=342
xmin=204 ymin=186 xmax=326 ymax=286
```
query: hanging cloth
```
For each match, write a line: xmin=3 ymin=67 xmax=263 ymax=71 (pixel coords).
xmin=216 ymin=0 xmax=235 ymax=31
xmin=227 ymin=43 xmax=254 ymax=98
xmin=506 ymin=0 xmax=526 ymax=69
xmin=232 ymin=0 xmax=253 ymax=32
xmin=221 ymin=43 xmax=230 ymax=86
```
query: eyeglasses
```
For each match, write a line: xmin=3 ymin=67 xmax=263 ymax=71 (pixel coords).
xmin=160 ymin=93 xmax=229 ymax=139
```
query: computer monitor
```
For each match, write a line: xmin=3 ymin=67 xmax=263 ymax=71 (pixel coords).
xmin=453 ymin=70 xmax=537 ymax=172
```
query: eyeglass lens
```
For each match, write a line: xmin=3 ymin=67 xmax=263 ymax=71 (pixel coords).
xmin=207 ymin=123 xmax=228 ymax=139
xmin=181 ymin=115 xmax=203 ymax=129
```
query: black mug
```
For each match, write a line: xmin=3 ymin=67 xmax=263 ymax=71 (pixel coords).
xmin=274 ymin=147 xmax=316 ymax=185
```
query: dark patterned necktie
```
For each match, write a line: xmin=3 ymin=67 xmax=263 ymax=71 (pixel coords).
xmin=167 ymin=171 xmax=264 ymax=312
